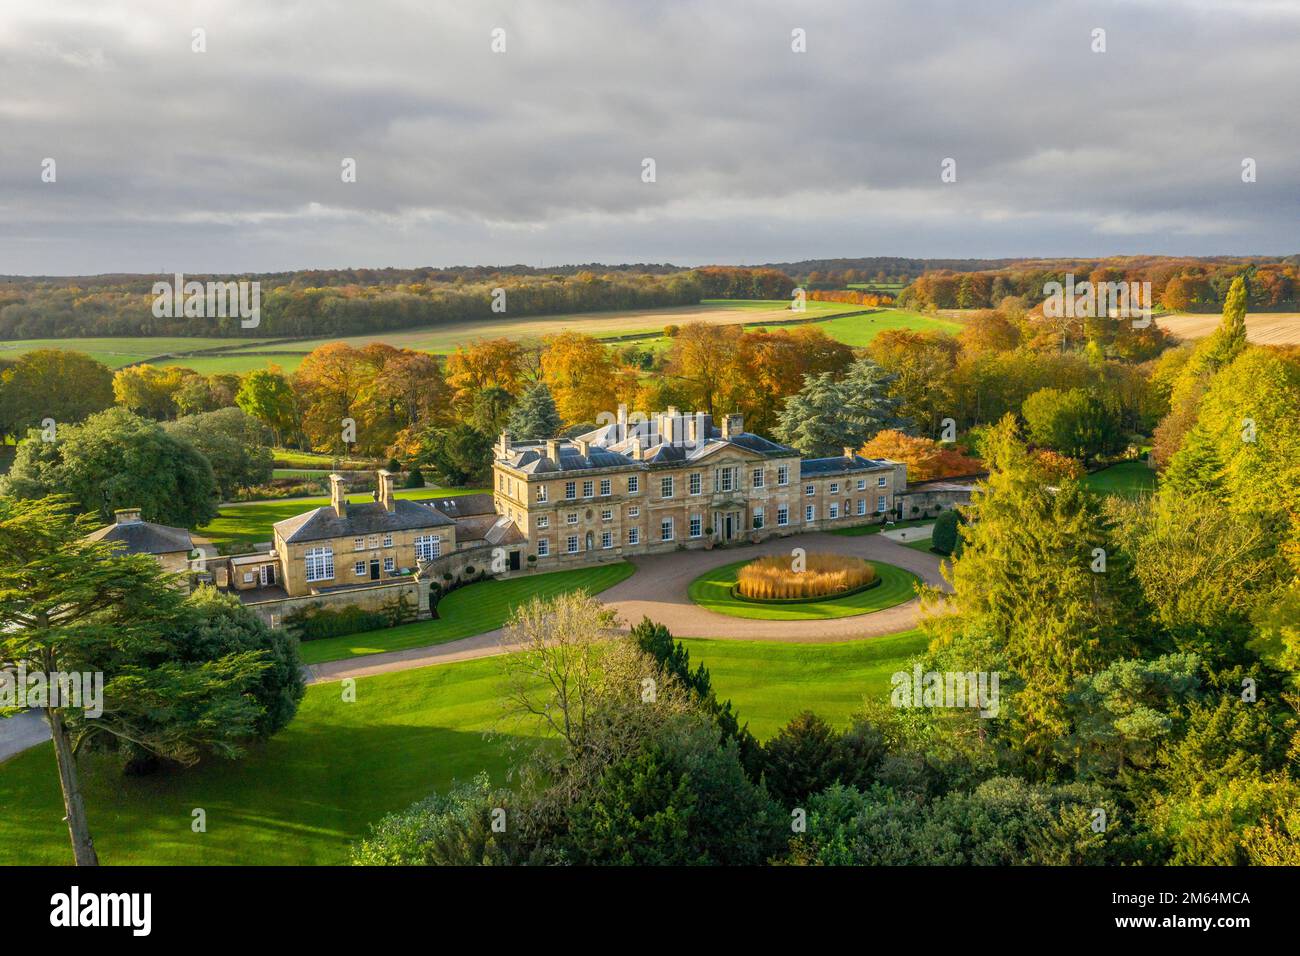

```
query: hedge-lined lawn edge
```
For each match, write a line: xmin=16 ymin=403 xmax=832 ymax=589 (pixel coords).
xmin=298 ymin=561 xmax=636 ymax=664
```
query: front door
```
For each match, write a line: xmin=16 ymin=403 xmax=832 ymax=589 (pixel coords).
xmin=509 ymin=550 xmax=521 ymax=571
xmin=369 ymin=559 xmax=380 ymax=580
xmin=259 ymin=564 xmax=275 ymax=586
xmin=724 ymin=514 xmax=733 ymax=540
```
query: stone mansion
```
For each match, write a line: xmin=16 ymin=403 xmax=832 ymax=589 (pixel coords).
xmin=492 ymin=408 xmax=907 ymax=564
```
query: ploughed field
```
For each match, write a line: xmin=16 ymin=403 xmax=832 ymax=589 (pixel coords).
xmin=1157 ymin=312 xmax=1300 ymax=346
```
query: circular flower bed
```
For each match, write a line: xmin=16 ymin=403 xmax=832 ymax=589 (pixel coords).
xmin=734 ymin=553 xmax=877 ymax=602
xmin=689 ymin=557 xmax=920 ymax=621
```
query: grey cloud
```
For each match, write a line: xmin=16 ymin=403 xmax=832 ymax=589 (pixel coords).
xmin=0 ymin=0 xmax=1297 ymax=274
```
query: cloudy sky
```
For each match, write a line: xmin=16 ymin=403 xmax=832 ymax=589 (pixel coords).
xmin=1 ymin=0 xmax=1297 ymax=275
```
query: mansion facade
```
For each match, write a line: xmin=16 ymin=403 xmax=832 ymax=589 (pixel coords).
xmin=491 ymin=408 xmax=908 ymax=565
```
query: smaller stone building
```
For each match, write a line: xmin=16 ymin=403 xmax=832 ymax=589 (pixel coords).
xmin=86 ymin=508 xmax=195 ymax=579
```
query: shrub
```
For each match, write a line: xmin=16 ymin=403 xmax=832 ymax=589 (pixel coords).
xmin=284 ymin=593 xmax=414 ymax=642
xmin=735 ymin=553 xmax=874 ymax=600
xmin=404 ymin=466 xmax=425 ymax=488
xmin=386 ymin=457 xmax=402 ymax=473
xmin=931 ymin=509 xmax=965 ymax=556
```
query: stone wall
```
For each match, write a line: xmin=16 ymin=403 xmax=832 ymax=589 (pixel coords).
xmin=242 ymin=578 xmax=421 ymax=628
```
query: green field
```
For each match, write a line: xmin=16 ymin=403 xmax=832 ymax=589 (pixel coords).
xmin=0 ymin=301 xmax=958 ymax=377
xmin=0 ymin=629 xmax=927 ymax=865
xmin=0 ymin=336 xmax=239 ymax=368
xmin=799 ymin=308 xmax=961 ymax=347
xmin=688 ymin=558 xmax=920 ymax=620
xmin=161 ymin=299 xmax=857 ymax=374
xmin=1081 ymin=461 xmax=1157 ymax=498
xmin=299 ymin=562 xmax=636 ymax=664
xmin=197 ymin=487 xmax=489 ymax=549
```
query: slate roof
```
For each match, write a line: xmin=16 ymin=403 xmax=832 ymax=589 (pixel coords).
xmin=274 ymin=499 xmax=455 ymax=545
xmin=421 ymin=492 xmax=497 ymax=518
xmin=86 ymin=520 xmax=193 ymax=555
xmin=800 ymin=454 xmax=895 ymax=477
xmin=501 ymin=419 xmax=795 ymax=475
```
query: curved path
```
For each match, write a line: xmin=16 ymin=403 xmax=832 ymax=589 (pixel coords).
xmin=600 ymin=530 xmax=945 ymax=642
xmin=305 ymin=531 xmax=948 ymax=685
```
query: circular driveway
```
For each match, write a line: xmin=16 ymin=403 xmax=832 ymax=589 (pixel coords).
xmin=599 ymin=530 xmax=949 ymax=642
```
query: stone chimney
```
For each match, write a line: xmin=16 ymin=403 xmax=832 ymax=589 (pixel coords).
xmin=377 ymin=469 xmax=396 ymax=513
xmin=616 ymin=404 xmax=628 ymax=441
xmin=575 ymin=438 xmax=591 ymax=457
xmin=721 ymin=412 xmax=744 ymax=440
xmin=629 ymin=435 xmax=643 ymax=461
xmin=497 ymin=430 xmax=511 ymax=457
xmin=329 ymin=473 xmax=347 ymax=518
xmin=545 ymin=439 xmax=562 ymax=464
xmin=843 ymin=447 xmax=858 ymax=461
xmin=686 ymin=412 xmax=712 ymax=448
xmin=114 ymin=507 xmax=142 ymax=525
xmin=661 ymin=406 xmax=681 ymax=444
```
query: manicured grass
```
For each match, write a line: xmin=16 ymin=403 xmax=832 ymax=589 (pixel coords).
xmin=197 ymin=487 xmax=490 ymax=549
xmin=902 ymin=538 xmax=939 ymax=553
xmin=1081 ymin=461 xmax=1157 ymax=499
xmin=298 ymin=562 xmax=637 ymax=664
xmin=0 ymin=628 xmax=927 ymax=865
xmin=829 ymin=517 xmax=934 ymax=538
xmin=688 ymin=558 xmax=919 ymax=620
xmin=0 ymin=657 xmax=543 ymax=865
xmin=682 ymin=629 xmax=929 ymax=738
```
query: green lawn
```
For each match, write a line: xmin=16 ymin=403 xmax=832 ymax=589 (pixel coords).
xmin=1081 ymin=461 xmax=1157 ymax=499
xmin=0 ymin=629 xmax=927 ymax=865
xmin=299 ymin=562 xmax=637 ymax=664
xmin=0 ymin=656 xmax=541 ymax=865
xmin=197 ymin=487 xmax=489 ymax=549
xmin=682 ymin=629 xmax=928 ymax=738
xmin=687 ymin=558 xmax=919 ymax=620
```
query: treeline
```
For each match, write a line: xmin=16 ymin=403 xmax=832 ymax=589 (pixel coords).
xmin=0 ymin=271 xmax=704 ymax=340
xmin=899 ymin=256 xmax=1300 ymax=312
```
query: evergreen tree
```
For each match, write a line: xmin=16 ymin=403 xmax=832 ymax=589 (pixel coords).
xmin=775 ymin=357 xmax=908 ymax=456
xmin=939 ymin=415 xmax=1145 ymax=769
xmin=506 ymin=381 xmax=563 ymax=441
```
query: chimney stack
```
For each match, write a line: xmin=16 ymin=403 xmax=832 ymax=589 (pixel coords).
xmin=575 ymin=438 xmax=591 ymax=457
xmin=545 ymin=439 xmax=562 ymax=464
xmin=629 ymin=435 xmax=643 ymax=461
xmin=497 ymin=430 xmax=511 ymax=456
xmin=377 ymin=469 xmax=396 ymax=513
xmin=721 ymin=412 xmax=744 ymax=440
xmin=114 ymin=507 xmax=142 ymax=525
xmin=843 ymin=447 xmax=857 ymax=461
xmin=329 ymin=473 xmax=347 ymax=518
xmin=616 ymin=404 xmax=628 ymax=441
